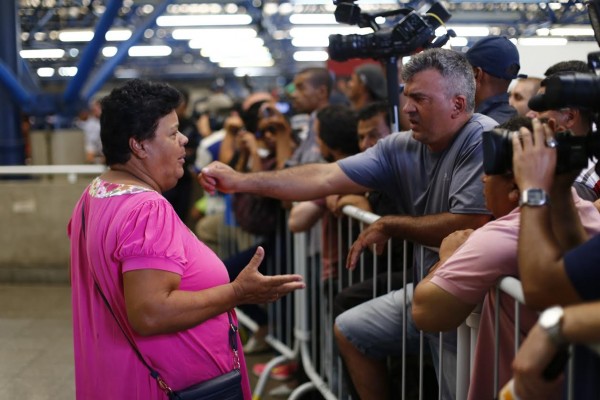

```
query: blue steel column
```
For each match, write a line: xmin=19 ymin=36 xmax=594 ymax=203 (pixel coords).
xmin=0 ymin=1 xmax=24 ymax=165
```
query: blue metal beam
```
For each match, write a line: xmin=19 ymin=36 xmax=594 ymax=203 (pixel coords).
xmin=0 ymin=61 xmax=32 ymax=108
xmin=63 ymin=0 xmax=123 ymax=104
xmin=0 ymin=1 xmax=25 ymax=166
xmin=81 ymin=0 xmax=174 ymax=102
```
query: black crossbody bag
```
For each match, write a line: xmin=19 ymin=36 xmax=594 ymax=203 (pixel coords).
xmin=81 ymin=202 xmax=244 ymax=400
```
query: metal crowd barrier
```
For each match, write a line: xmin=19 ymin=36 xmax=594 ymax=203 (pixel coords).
xmin=235 ymin=205 xmax=476 ymax=400
xmin=495 ymin=277 xmax=600 ymax=400
xmin=234 ymin=205 xmax=600 ymax=400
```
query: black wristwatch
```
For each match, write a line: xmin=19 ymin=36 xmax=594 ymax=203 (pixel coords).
xmin=538 ymin=306 xmax=565 ymax=346
xmin=520 ymin=188 xmax=549 ymax=207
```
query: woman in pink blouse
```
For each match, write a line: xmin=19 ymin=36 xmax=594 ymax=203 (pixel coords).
xmin=67 ymin=79 xmax=304 ymax=400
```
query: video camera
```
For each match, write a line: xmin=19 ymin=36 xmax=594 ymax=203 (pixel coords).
xmin=483 ymin=128 xmax=600 ymax=175
xmin=328 ymin=1 xmax=453 ymax=61
xmin=483 ymin=0 xmax=600 ymax=176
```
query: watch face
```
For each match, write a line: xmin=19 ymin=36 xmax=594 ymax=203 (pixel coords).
xmin=522 ymin=188 xmax=548 ymax=206
xmin=528 ymin=189 xmax=545 ymax=204
xmin=540 ymin=306 xmax=562 ymax=328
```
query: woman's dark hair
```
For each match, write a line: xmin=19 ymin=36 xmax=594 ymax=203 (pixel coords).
xmin=316 ymin=105 xmax=359 ymax=156
xmin=100 ymin=79 xmax=182 ymax=165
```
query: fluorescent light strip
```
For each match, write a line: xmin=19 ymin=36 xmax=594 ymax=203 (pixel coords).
xmin=20 ymin=49 xmax=65 ymax=59
xmin=208 ymin=49 xmax=272 ymax=63
xmin=157 ymin=14 xmax=252 ymax=27
xmin=292 ymin=36 xmax=330 ymax=47
xmin=289 ymin=13 xmax=337 ymax=25
xmin=293 ymin=50 xmax=329 ymax=62
xmin=59 ymin=30 xmax=94 ymax=42
xmin=106 ymin=29 xmax=133 ymax=41
xmin=436 ymin=26 xmax=490 ymax=37
xmin=37 ymin=67 xmax=55 ymax=77
xmin=290 ymin=26 xmax=371 ymax=38
xmin=172 ymin=28 xmax=256 ymax=40
xmin=518 ymin=37 xmax=568 ymax=46
xmin=58 ymin=29 xmax=133 ymax=42
xmin=548 ymin=27 xmax=594 ymax=36
xmin=190 ymin=37 xmax=264 ymax=49
xmin=103 ymin=46 xmax=117 ymax=57
xmin=219 ymin=59 xmax=275 ymax=68
xmin=58 ymin=67 xmax=78 ymax=77
xmin=128 ymin=45 xmax=172 ymax=57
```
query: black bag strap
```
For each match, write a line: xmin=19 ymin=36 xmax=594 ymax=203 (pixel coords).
xmin=80 ymin=199 xmax=239 ymax=396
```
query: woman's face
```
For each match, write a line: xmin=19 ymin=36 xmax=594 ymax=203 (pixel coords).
xmin=141 ymin=110 xmax=188 ymax=192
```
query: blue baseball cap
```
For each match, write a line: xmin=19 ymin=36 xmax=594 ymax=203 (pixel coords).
xmin=466 ymin=36 xmax=520 ymax=80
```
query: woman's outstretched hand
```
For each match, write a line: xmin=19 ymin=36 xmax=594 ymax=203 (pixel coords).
xmin=231 ymin=246 xmax=305 ymax=304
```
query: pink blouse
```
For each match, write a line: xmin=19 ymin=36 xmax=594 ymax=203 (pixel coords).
xmin=68 ymin=178 xmax=251 ymax=399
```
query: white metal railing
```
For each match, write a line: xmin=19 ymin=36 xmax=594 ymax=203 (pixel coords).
xmin=0 ymin=164 xmax=106 ymax=183
xmin=236 ymin=205 xmax=472 ymax=400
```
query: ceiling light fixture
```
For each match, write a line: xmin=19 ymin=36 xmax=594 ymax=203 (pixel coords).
xmin=36 ymin=68 xmax=55 ymax=77
xmin=436 ymin=26 xmax=490 ymax=37
xmin=291 ymin=37 xmax=330 ymax=47
xmin=293 ymin=50 xmax=329 ymax=61
xmin=57 ymin=29 xmax=133 ymax=42
xmin=518 ymin=37 xmax=568 ymax=46
xmin=289 ymin=13 xmax=337 ymax=25
xmin=58 ymin=67 xmax=78 ymax=77
xmin=156 ymin=14 xmax=252 ymax=27
xmin=128 ymin=45 xmax=173 ymax=57
xmin=173 ymin=28 xmax=257 ymax=40
xmin=20 ymin=49 xmax=65 ymax=59
xmin=289 ymin=26 xmax=372 ymax=38
xmin=219 ymin=59 xmax=275 ymax=68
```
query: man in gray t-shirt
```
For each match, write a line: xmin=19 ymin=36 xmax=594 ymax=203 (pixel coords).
xmin=199 ymin=48 xmax=495 ymax=400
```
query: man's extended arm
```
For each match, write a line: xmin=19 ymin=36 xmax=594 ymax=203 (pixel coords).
xmin=199 ymin=161 xmax=370 ymax=201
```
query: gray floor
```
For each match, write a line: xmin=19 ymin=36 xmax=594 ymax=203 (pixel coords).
xmin=0 ymin=284 xmax=293 ymax=400
xmin=0 ymin=283 xmax=74 ymax=400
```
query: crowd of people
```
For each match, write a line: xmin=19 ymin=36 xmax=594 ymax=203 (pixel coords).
xmin=67 ymin=34 xmax=600 ymax=400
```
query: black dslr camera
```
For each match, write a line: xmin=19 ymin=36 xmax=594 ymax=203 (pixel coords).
xmin=483 ymin=0 xmax=600 ymax=176
xmin=328 ymin=1 xmax=452 ymax=61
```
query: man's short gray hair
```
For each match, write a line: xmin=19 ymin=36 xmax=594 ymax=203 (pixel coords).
xmin=401 ymin=48 xmax=476 ymax=113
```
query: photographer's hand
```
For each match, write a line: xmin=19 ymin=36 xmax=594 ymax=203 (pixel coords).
xmin=512 ymin=118 xmax=584 ymax=310
xmin=512 ymin=118 xmax=557 ymax=192
xmin=512 ymin=323 xmax=563 ymax=400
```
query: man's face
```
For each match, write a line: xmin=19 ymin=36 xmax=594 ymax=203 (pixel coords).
xmin=482 ymin=174 xmax=518 ymax=218
xmin=402 ymin=69 xmax=458 ymax=150
xmin=509 ymin=80 xmax=539 ymax=117
xmin=346 ymin=72 xmax=363 ymax=102
xmin=357 ymin=112 xmax=391 ymax=152
xmin=291 ymin=72 xmax=321 ymax=114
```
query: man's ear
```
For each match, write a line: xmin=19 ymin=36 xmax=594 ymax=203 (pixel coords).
xmin=561 ymin=108 xmax=578 ymax=129
xmin=508 ymin=184 xmax=519 ymax=204
xmin=129 ymin=138 xmax=146 ymax=158
xmin=452 ymin=96 xmax=467 ymax=117
xmin=473 ymin=67 xmax=483 ymax=83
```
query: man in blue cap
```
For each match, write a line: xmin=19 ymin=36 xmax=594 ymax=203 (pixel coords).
xmin=466 ymin=36 xmax=520 ymax=124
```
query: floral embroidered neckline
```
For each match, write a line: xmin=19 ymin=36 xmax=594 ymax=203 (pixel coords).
xmin=89 ymin=177 xmax=155 ymax=198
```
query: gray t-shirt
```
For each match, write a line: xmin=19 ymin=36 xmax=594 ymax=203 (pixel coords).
xmin=338 ymin=113 xmax=497 ymax=277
